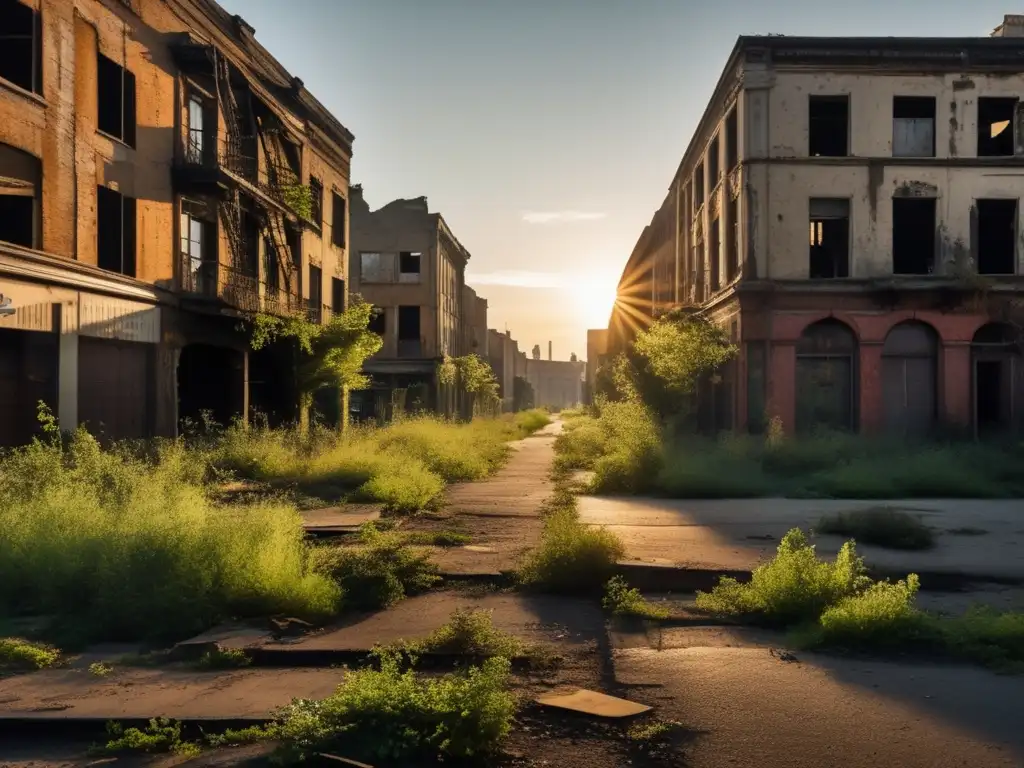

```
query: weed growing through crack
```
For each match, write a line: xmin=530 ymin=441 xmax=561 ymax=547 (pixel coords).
xmin=513 ymin=409 xmax=552 ymax=435
xmin=603 ymin=577 xmax=670 ymax=620
xmin=195 ymin=646 xmax=251 ymax=670
xmin=817 ymin=507 xmax=935 ymax=550
xmin=405 ymin=530 xmax=472 ymax=547
xmin=91 ymin=718 xmax=201 ymax=758
xmin=0 ymin=638 xmax=60 ymax=670
xmin=311 ymin=523 xmax=439 ymax=611
xmin=88 ymin=661 xmax=113 ymax=677
xmin=412 ymin=608 xmax=524 ymax=657
xmin=627 ymin=719 xmax=686 ymax=743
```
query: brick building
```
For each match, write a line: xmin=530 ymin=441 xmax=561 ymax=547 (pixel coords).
xmin=609 ymin=23 xmax=1024 ymax=438
xmin=0 ymin=0 xmax=353 ymax=445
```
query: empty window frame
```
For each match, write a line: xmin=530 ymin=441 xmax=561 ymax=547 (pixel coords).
xmin=709 ymin=216 xmax=721 ymax=292
xmin=331 ymin=276 xmax=345 ymax=313
xmin=264 ymin=237 xmax=280 ymax=290
xmin=977 ymin=198 xmax=1018 ymax=275
xmin=368 ymin=307 xmax=386 ymax=336
xmin=694 ymin=162 xmax=705 ymax=207
xmin=308 ymin=264 xmax=323 ymax=322
xmin=725 ymin=108 xmax=738 ymax=170
xmin=360 ymin=251 xmax=387 ymax=282
xmin=179 ymin=199 xmax=215 ymax=293
xmin=725 ymin=195 xmax=739 ymax=282
xmin=97 ymin=185 xmax=136 ymax=277
xmin=330 ymin=191 xmax=346 ymax=247
xmin=809 ymin=198 xmax=850 ymax=279
xmin=809 ymin=95 xmax=849 ymax=157
xmin=0 ymin=0 xmax=42 ymax=95
xmin=977 ymin=97 xmax=1018 ymax=157
xmin=893 ymin=96 xmax=936 ymax=158
xmin=892 ymin=197 xmax=936 ymax=275
xmin=0 ymin=142 xmax=40 ymax=248
xmin=397 ymin=305 xmax=421 ymax=357
xmin=97 ymin=52 xmax=136 ymax=147
xmin=309 ymin=176 xmax=323 ymax=225
xmin=708 ymin=135 xmax=720 ymax=187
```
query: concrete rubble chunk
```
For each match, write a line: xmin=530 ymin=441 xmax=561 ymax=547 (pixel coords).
xmin=463 ymin=544 xmax=496 ymax=553
xmin=536 ymin=689 xmax=652 ymax=718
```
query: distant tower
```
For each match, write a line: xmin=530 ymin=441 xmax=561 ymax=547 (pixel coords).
xmin=532 ymin=344 xmax=541 ymax=360
xmin=548 ymin=341 xmax=552 ymax=361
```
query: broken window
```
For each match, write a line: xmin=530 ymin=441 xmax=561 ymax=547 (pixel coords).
xmin=977 ymin=97 xmax=1018 ymax=157
xmin=399 ymin=251 xmax=421 ymax=283
xmin=368 ymin=307 xmax=386 ymax=336
xmin=809 ymin=198 xmax=850 ymax=279
xmin=180 ymin=199 xmax=215 ymax=294
xmin=809 ymin=95 xmax=849 ymax=157
xmin=186 ymin=93 xmax=207 ymax=164
xmin=309 ymin=176 xmax=323 ymax=225
xmin=694 ymin=162 xmax=705 ymax=207
xmin=264 ymin=237 xmax=280 ymax=290
xmin=0 ymin=0 xmax=42 ymax=95
xmin=725 ymin=108 xmax=738 ymax=170
xmin=331 ymin=191 xmax=346 ymax=247
xmin=893 ymin=96 xmax=935 ymax=158
xmin=977 ymin=198 xmax=1018 ymax=275
xmin=97 ymin=186 xmax=136 ymax=277
xmin=308 ymin=265 xmax=323 ymax=322
xmin=709 ymin=216 xmax=721 ymax=292
xmin=0 ymin=142 xmax=40 ymax=248
xmin=97 ymin=52 xmax=136 ymax=147
xmin=708 ymin=135 xmax=720 ymax=187
xmin=397 ymin=305 xmax=421 ymax=357
xmin=892 ymin=197 xmax=936 ymax=275
xmin=360 ymin=251 xmax=387 ymax=282
xmin=725 ymin=195 xmax=739 ymax=282
xmin=331 ymin=277 xmax=345 ymax=313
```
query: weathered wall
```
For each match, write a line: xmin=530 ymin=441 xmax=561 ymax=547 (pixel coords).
xmin=524 ymin=358 xmax=584 ymax=410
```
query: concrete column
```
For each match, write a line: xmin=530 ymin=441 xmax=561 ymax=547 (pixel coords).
xmin=153 ymin=344 xmax=180 ymax=438
xmin=859 ymin=343 xmax=884 ymax=434
xmin=767 ymin=342 xmax=795 ymax=433
xmin=57 ymin=328 xmax=78 ymax=432
xmin=942 ymin=343 xmax=972 ymax=429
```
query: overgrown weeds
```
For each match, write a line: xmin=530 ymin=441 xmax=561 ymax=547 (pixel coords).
xmin=0 ymin=425 xmax=339 ymax=643
xmin=817 ymin=507 xmax=936 ymax=550
xmin=91 ymin=718 xmax=201 ymax=758
xmin=410 ymin=608 xmax=524 ymax=657
xmin=195 ymin=646 xmax=251 ymax=670
xmin=311 ymin=523 xmax=439 ymax=611
xmin=513 ymin=408 xmax=552 ymax=435
xmin=698 ymin=528 xmax=1024 ymax=669
xmin=603 ymin=577 xmax=670 ymax=620
xmin=0 ymin=638 xmax=59 ymax=670
xmin=405 ymin=530 xmax=472 ymax=547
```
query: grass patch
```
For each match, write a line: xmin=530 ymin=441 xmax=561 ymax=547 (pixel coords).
xmin=89 ymin=661 xmax=113 ymax=677
xmin=816 ymin=507 xmax=936 ymax=550
xmin=405 ymin=530 xmax=472 ymax=547
xmin=91 ymin=718 xmax=201 ymax=758
xmin=603 ymin=577 xmax=670 ymax=620
xmin=519 ymin=492 xmax=625 ymax=593
xmin=0 ymin=429 xmax=339 ymax=644
xmin=272 ymin=650 xmax=516 ymax=763
xmin=0 ymin=638 xmax=59 ymax=670
xmin=513 ymin=408 xmax=552 ymax=435
xmin=411 ymin=608 xmax=524 ymax=657
xmin=627 ymin=718 xmax=686 ymax=743
xmin=312 ymin=523 xmax=440 ymax=611
xmin=195 ymin=646 xmax=251 ymax=670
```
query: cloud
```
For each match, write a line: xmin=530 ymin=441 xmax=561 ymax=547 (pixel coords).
xmin=521 ymin=210 xmax=607 ymax=224
xmin=465 ymin=270 xmax=566 ymax=289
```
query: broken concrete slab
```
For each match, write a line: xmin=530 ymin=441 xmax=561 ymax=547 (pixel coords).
xmin=536 ymin=689 xmax=651 ymax=718
xmin=171 ymin=625 xmax=272 ymax=661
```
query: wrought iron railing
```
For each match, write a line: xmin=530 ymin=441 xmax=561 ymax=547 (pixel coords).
xmin=179 ymin=252 xmax=218 ymax=297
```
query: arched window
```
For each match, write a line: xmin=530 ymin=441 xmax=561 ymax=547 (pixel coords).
xmin=796 ymin=319 xmax=858 ymax=433
xmin=882 ymin=322 xmax=939 ymax=438
xmin=971 ymin=322 xmax=1022 ymax=436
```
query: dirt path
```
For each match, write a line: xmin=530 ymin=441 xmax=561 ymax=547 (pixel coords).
xmin=402 ymin=420 xmax=562 ymax=575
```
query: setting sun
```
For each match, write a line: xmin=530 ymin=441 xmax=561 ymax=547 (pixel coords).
xmin=572 ymin=273 xmax=619 ymax=330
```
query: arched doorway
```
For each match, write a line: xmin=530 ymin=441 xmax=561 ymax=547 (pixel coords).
xmin=796 ymin=319 xmax=858 ymax=434
xmin=882 ymin=321 xmax=938 ymax=438
xmin=971 ymin=323 xmax=1022 ymax=436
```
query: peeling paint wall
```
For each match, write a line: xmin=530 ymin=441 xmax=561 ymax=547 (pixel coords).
xmin=751 ymin=70 xmax=1024 ymax=280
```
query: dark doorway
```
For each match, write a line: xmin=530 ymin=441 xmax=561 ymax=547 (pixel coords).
xmin=397 ymin=306 xmax=421 ymax=357
xmin=892 ymin=197 xmax=936 ymax=275
xmin=0 ymin=195 xmax=33 ymax=247
xmin=976 ymin=360 xmax=1004 ymax=431
xmin=977 ymin=199 xmax=1017 ymax=275
xmin=249 ymin=337 xmax=297 ymax=427
xmin=796 ymin=319 xmax=858 ymax=434
xmin=809 ymin=198 xmax=850 ymax=278
xmin=971 ymin=322 xmax=1022 ymax=436
xmin=0 ymin=327 xmax=57 ymax=447
xmin=78 ymin=337 xmax=152 ymax=441
xmin=882 ymin=322 xmax=938 ymax=438
xmin=177 ymin=344 xmax=245 ymax=430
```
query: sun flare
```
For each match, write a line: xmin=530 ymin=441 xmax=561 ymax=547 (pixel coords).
xmin=572 ymin=274 xmax=619 ymax=330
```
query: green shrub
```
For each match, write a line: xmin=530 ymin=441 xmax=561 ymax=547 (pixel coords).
xmin=514 ymin=408 xmax=552 ymax=435
xmin=817 ymin=507 xmax=935 ymax=550
xmin=695 ymin=529 xmax=870 ymax=625
xmin=412 ymin=608 xmax=523 ymax=657
xmin=405 ymin=530 xmax=472 ymax=547
xmin=313 ymin=524 xmax=439 ymax=611
xmin=353 ymin=458 xmax=444 ymax=513
xmin=943 ymin=608 xmax=1024 ymax=668
xmin=0 ymin=638 xmax=60 ymax=670
xmin=519 ymin=506 xmax=625 ymax=592
xmin=656 ymin=441 xmax=772 ymax=498
xmin=196 ymin=647 xmax=251 ymax=670
xmin=273 ymin=651 xmax=515 ymax=763
xmin=553 ymin=415 xmax=607 ymax=472
xmin=0 ymin=431 xmax=339 ymax=642
xmin=602 ymin=577 xmax=669 ymax=620
xmin=92 ymin=718 xmax=200 ymax=758
xmin=589 ymin=401 xmax=662 ymax=494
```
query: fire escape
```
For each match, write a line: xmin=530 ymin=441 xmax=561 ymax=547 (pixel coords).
xmin=172 ymin=35 xmax=310 ymax=319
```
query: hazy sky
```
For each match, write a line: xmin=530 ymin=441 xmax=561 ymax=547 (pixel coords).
xmin=218 ymin=0 xmax=1009 ymax=360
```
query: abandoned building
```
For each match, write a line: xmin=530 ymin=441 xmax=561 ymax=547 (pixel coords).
xmin=585 ymin=328 xmax=609 ymax=403
xmin=348 ymin=185 xmax=485 ymax=418
xmin=0 ymin=0 xmax=353 ymax=445
xmin=608 ymin=22 xmax=1024 ymax=437
xmin=524 ymin=353 xmax=585 ymax=411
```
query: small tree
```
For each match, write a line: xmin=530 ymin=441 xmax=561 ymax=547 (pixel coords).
xmin=437 ymin=354 xmax=500 ymax=419
xmin=249 ymin=298 xmax=383 ymax=431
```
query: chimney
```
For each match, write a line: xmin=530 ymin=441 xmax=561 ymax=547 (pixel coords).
xmin=992 ymin=14 xmax=1024 ymax=36
xmin=548 ymin=341 xmax=552 ymax=361
xmin=506 ymin=329 xmax=511 ymax=338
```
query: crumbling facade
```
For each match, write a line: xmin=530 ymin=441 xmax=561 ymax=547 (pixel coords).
xmin=0 ymin=0 xmax=353 ymax=445
xmin=348 ymin=185 xmax=475 ymax=416
xmin=610 ymin=24 xmax=1024 ymax=437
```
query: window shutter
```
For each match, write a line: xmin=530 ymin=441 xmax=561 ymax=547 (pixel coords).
xmin=122 ymin=195 xmax=137 ymax=277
